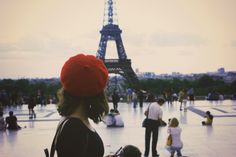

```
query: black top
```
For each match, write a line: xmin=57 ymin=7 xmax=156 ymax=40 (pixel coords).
xmin=56 ymin=117 xmax=104 ymax=157
xmin=6 ymin=116 xmax=18 ymax=130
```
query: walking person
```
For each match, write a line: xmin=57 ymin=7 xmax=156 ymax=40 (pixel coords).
xmin=187 ymin=88 xmax=195 ymax=104
xmin=47 ymin=53 xmax=110 ymax=157
xmin=132 ymin=91 xmax=138 ymax=108
xmin=112 ymin=90 xmax=120 ymax=110
xmin=137 ymin=90 xmax=145 ymax=108
xmin=144 ymin=97 xmax=165 ymax=157
xmin=178 ymin=89 xmax=188 ymax=111
xmin=166 ymin=118 xmax=183 ymax=157
xmin=28 ymin=95 xmax=36 ymax=119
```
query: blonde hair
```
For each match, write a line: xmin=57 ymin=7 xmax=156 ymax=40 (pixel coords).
xmin=169 ymin=117 xmax=179 ymax=127
xmin=57 ymin=88 xmax=109 ymax=123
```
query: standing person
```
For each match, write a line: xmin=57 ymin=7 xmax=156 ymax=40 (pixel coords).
xmin=144 ymin=97 xmax=165 ymax=157
xmin=166 ymin=118 xmax=183 ymax=157
xmin=165 ymin=89 xmax=172 ymax=105
xmin=49 ymin=53 xmax=110 ymax=157
xmin=5 ymin=111 xmax=21 ymax=130
xmin=112 ymin=90 xmax=120 ymax=110
xmin=137 ymin=90 xmax=145 ymax=108
xmin=187 ymin=88 xmax=195 ymax=104
xmin=28 ymin=95 xmax=36 ymax=119
xmin=178 ymin=89 xmax=188 ymax=111
xmin=132 ymin=91 xmax=138 ymax=108
xmin=0 ymin=111 xmax=6 ymax=131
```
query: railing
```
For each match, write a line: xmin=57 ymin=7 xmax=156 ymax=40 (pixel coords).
xmin=104 ymin=59 xmax=131 ymax=63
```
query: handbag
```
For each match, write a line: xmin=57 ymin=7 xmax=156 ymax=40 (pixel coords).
xmin=142 ymin=103 xmax=151 ymax=128
xmin=166 ymin=129 xmax=172 ymax=146
xmin=142 ymin=118 xmax=150 ymax=127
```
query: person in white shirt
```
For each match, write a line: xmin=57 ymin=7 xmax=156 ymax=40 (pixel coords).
xmin=105 ymin=109 xmax=124 ymax=127
xmin=113 ymin=110 xmax=124 ymax=127
xmin=167 ymin=117 xmax=183 ymax=157
xmin=144 ymin=97 xmax=165 ymax=157
xmin=104 ymin=109 xmax=116 ymax=127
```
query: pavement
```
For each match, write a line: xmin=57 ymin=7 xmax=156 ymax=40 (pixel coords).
xmin=1 ymin=100 xmax=236 ymax=157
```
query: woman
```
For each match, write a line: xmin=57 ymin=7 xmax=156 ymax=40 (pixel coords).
xmin=53 ymin=53 xmax=109 ymax=157
xmin=167 ymin=118 xmax=183 ymax=157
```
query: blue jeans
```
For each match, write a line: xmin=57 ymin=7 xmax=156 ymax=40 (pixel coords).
xmin=167 ymin=146 xmax=182 ymax=156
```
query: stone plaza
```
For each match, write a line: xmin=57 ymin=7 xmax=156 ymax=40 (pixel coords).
xmin=1 ymin=100 xmax=236 ymax=157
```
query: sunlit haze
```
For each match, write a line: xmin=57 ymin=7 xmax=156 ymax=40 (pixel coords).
xmin=1 ymin=0 xmax=236 ymax=78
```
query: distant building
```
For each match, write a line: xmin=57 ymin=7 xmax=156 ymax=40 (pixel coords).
xmin=217 ymin=68 xmax=225 ymax=75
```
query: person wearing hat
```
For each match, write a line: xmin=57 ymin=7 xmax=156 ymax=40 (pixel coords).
xmin=52 ymin=53 xmax=109 ymax=157
xmin=143 ymin=96 xmax=165 ymax=157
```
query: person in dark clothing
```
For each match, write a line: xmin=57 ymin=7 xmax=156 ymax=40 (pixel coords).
xmin=5 ymin=111 xmax=21 ymax=130
xmin=51 ymin=53 xmax=110 ymax=157
xmin=28 ymin=95 xmax=36 ymax=119
xmin=137 ymin=90 xmax=145 ymax=108
xmin=112 ymin=90 xmax=120 ymax=110
xmin=144 ymin=97 xmax=165 ymax=157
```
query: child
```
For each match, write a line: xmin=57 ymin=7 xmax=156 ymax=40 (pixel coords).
xmin=167 ymin=117 xmax=183 ymax=157
xmin=202 ymin=111 xmax=213 ymax=125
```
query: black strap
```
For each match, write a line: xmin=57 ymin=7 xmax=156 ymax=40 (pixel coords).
xmin=44 ymin=118 xmax=69 ymax=157
xmin=146 ymin=103 xmax=152 ymax=118
xmin=45 ymin=117 xmax=89 ymax=157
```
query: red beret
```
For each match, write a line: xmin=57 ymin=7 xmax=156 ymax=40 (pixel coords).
xmin=60 ymin=53 xmax=108 ymax=97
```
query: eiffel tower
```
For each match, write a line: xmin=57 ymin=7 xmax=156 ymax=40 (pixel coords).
xmin=97 ymin=0 xmax=139 ymax=89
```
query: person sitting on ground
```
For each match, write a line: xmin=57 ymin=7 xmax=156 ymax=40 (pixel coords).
xmin=202 ymin=111 xmax=213 ymax=125
xmin=28 ymin=95 xmax=36 ymax=119
xmin=104 ymin=109 xmax=124 ymax=127
xmin=113 ymin=109 xmax=124 ymax=127
xmin=0 ymin=111 xmax=6 ymax=131
xmin=5 ymin=111 xmax=21 ymax=130
xmin=105 ymin=109 xmax=116 ymax=127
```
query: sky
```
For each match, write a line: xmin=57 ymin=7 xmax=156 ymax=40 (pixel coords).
xmin=0 ymin=0 xmax=236 ymax=79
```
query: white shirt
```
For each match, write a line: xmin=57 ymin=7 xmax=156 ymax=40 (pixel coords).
xmin=146 ymin=103 xmax=163 ymax=120
xmin=167 ymin=127 xmax=183 ymax=148
xmin=114 ymin=115 xmax=124 ymax=127
xmin=105 ymin=114 xmax=115 ymax=126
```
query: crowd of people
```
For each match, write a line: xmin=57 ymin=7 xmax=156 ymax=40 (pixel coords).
xmin=0 ymin=89 xmax=57 ymax=107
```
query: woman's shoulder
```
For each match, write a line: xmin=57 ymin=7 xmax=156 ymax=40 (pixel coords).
xmin=61 ymin=117 xmax=86 ymax=131
xmin=170 ymin=126 xmax=182 ymax=133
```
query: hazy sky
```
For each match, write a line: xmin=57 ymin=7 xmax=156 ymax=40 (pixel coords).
xmin=0 ymin=0 xmax=236 ymax=78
